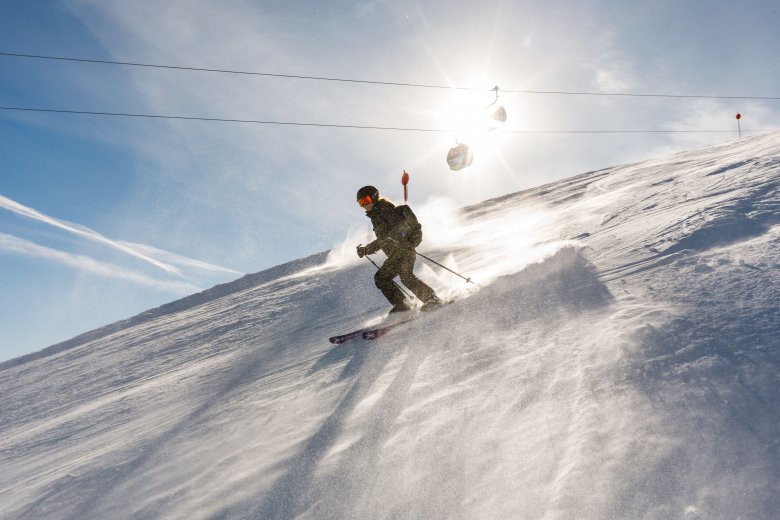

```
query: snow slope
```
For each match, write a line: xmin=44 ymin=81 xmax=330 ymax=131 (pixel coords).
xmin=2 ymin=133 xmax=780 ymax=519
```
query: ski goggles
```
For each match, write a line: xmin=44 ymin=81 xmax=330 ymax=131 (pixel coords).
xmin=357 ymin=195 xmax=373 ymax=208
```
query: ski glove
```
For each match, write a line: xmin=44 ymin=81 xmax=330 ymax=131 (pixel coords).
xmin=358 ymin=242 xmax=382 ymax=257
xmin=364 ymin=240 xmax=383 ymax=256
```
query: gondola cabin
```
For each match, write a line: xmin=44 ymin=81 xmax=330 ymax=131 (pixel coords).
xmin=447 ymin=142 xmax=474 ymax=171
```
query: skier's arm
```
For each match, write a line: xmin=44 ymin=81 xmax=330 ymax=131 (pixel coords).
xmin=357 ymin=206 xmax=419 ymax=257
xmin=364 ymin=238 xmax=383 ymax=254
xmin=357 ymin=238 xmax=382 ymax=257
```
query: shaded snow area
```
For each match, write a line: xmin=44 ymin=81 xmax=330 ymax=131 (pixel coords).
xmin=3 ymin=133 xmax=780 ymax=519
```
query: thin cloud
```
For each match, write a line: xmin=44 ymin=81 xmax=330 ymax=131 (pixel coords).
xmin=0 ymin=193 xmax=182 ymax=275
xmin=0 ymin=233 xmax=200 ymax=293
xmin=117 ymin=241 xmax=243 ymax=276
xmin=0 ymin=193 xmax=239 ymax=279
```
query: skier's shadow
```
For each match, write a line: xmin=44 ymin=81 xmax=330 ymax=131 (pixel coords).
xmin=248 ymin=338 xmax=421 ymax=520
xmin=308 ymin=342 xmax=364 ymax=377
xmin=308 ymin=336 xmax=383 ymax=380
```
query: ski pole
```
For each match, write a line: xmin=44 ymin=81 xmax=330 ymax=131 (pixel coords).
xmin=360 ymin=247 xmax=414 ymax=300
xmin=415 ymin=251 xmax=483 ymax=288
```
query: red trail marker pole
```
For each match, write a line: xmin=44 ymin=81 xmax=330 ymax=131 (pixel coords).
xmin=402 ymin=170 xmax=410 ymax=203
xmin=736 ymin=113 xmax=742 ymax=138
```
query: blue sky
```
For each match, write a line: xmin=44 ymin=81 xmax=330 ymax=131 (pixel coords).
xmin=1 ymin=0 xmax=779 ymax=360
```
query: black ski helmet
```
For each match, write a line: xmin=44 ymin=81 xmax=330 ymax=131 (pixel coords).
xmin=356 ymin=185 xmax=379 ymax=202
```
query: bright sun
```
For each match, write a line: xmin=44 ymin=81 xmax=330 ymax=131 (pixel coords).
xmin=437 ymin=89 xmax=506 ymax=135
xmin=435 ymin=89 xmax=510 ymax=171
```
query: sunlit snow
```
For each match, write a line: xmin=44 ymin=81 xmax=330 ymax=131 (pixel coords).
xmin=2 ymin=133 xmax=780 ymax=519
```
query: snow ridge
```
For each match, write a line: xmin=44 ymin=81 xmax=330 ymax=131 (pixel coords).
xmin=0 ymin=251 xmax=328 ymax=372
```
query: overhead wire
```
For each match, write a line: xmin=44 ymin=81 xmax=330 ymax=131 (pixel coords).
xmin=1 ymin=51 xmax=777 ymax=134
xmin=2 ymin=51 xmax=780 ymax=101
xmin=1 ymin=105 xmax=774 ymax=134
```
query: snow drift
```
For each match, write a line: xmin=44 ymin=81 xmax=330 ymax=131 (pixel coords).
xmin=2 ymin=133 xmax=780 ymax=519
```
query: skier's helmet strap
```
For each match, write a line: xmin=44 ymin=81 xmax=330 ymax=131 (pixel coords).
xmin=356 ymin=185 xmax=379 ymax=202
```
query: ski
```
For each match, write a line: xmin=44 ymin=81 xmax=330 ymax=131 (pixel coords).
xmin=329 ymin=328 xmax=370 ymax=345
xmin=329 ymin=302 xmax=450 ymax=344
xmin=361 ymin=300 xmax=452 ymax=340
xmin=362 ymin=316 xmax=417 ymax=340
xmin=362 ymin=325 xmax=396 ymax=340
xmin=329 ymin=312 xmax=417 ymax=344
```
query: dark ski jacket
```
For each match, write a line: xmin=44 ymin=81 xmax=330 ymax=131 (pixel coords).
xmin=364 ymin=199 xmax=423 ymax=256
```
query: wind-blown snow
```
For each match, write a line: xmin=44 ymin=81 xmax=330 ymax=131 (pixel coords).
xmin=2 ymin=133 xmax=780 ymax=519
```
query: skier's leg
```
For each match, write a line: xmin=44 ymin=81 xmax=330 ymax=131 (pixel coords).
xmin=374 ymin=255 xmax=407 ymax=306
xmin=397 ymin=250 xmax=437 ymax=303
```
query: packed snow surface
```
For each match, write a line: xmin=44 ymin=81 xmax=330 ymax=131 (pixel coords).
xmin=2 ymin=133 xmax=780 ymax=519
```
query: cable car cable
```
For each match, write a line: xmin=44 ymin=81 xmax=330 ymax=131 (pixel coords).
xmin=2 ymin=51 xmax=779 ymax=101
xmin=1 ymin=105 xmax=775 ymax=134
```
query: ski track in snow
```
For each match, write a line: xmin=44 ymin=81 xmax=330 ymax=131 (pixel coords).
xmin=2 ymin=133 xmax=780 ymax=519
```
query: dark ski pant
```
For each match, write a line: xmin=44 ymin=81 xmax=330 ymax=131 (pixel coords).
xmin=375 ymin=249 xmax=436 ymax=306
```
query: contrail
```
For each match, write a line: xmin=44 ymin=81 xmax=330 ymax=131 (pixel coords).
xmin=0 ymin=193 xmax=182 ymax=275
xmin=1 ymin=193 xmax=243 ymax=278
xmin=0 ymin=233 xmax=200 ymax=293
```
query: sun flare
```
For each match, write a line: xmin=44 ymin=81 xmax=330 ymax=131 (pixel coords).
xmin=437 ymin=89 xmax=506 ymax=135
xmin=435 ymin=89 xmax=511 ymax=172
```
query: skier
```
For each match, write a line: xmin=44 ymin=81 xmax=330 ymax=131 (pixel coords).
xmin=356 ymin=185 xmax=443 ymax=313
